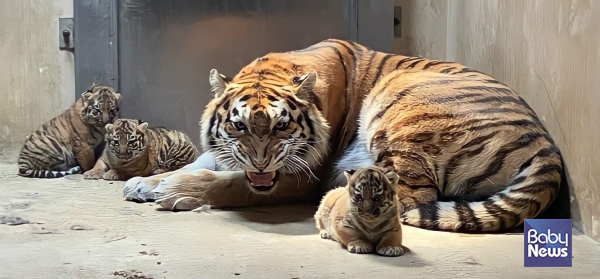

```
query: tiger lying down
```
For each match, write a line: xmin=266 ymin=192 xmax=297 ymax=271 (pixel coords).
xmin=18 ymin=85 xmax=122 ymax=178
xmin=315 ymin=166 xmax=404 ymax=256
xmin=123 ymin=39 xmax=563 ymax=233
xmin=83 ymin=119 xmax=199 ymax=181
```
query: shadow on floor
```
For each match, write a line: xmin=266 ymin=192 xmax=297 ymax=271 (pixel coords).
xmin=220 ymin=203 xmax=319 ymax=236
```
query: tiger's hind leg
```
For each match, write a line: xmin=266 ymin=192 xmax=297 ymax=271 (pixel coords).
xmin=18 ymin=141 xmax=79 ymax=178
xmin=73 ymin=140 xmax=96 ymax=171
xmin=376 ymin=152 xmax=440 ymax=214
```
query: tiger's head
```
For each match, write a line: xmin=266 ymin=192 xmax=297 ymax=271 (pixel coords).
xmin=80 ymin=85 xmax=122 ymax=130
xmin=104 ymin=119 xmax=148 ymax=161
xmin=344 ymin=166 xmax=400 ymax=220
xmin=200 ymin=60 xmax=330 ymax=194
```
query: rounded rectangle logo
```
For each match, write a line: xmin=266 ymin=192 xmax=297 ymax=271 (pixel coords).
xmin=524 ymin=219 xmax=572 ymax=267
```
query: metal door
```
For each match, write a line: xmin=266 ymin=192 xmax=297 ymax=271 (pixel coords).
xmin=74 ymin=0 xmax=394 ymax=143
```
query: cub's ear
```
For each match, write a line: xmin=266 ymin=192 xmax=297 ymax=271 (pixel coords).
xmin=137 ymin=122 xmax=149 ymax=133
xmin=209 ymin=69 xmax=231 ymax=98
xmin=81 ymin=90 xmax=93 ymax=100
xmin=104 ymin=123 xmax=114 ymax=132
xmin=114 ymin=92 xmax=122 ymax=105
xmin=385 ymin=171 xmax=400 ymax=187
xmin=343 ymin=169 xmax=356 ymax=182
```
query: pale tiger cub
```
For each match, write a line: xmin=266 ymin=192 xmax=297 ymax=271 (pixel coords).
xmin=83 ymin=119 xmax=200 ymax=181
xmin=18 ymin=85 xmax=121 ymax=178
xmin=315 ymin=166 xmax=404 ymax=257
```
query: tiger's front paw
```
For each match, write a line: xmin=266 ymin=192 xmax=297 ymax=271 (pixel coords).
xmin=376 ymin=246 xmax=404 ymax=257
xmin=123 ymin=176 xmax=161 ymax=202
xmin=102 ymin=169 xmax=120 ymax=181
xmin=152 ymin=169 xmax=215 ymax=211
xmin=347 ymin=240 xmax=373 ymax=254
xmin=319 ymin=230 xmax=330 ymax=239
xmin=83 ymin=169 xmax=104 ymax=180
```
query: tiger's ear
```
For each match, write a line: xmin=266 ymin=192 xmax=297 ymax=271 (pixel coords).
xmin=343 ymin=169 xmax=356 ymax=182
xmin=385 ymin=171 xmax=400 ymax=187
xmin=209 ymin=69 xmax=230 ymax=98
xmin=137 ymin=122 xmax=148 ymax=133
xmin=293 ymin=71 xmax=318 ymax=102
xmin=104 ymin=123 xmax=114 ymax=132
xmin=81 ymin=90 xmax=93 ymax=100
xmin=114 ymin=92 xmax=122 ymax=105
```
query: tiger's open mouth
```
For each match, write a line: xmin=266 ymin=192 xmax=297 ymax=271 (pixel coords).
xmin=245 ymin=171 xmax=280 ymax=192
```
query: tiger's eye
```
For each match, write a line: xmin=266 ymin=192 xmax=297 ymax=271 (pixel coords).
xmin=233 ymin=121 xmax=247 ymax=131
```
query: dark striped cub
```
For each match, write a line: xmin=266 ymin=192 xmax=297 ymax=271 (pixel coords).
xmin=315 ymin=166 xmax=404 ymax=257
xmin=18 ymin=85 xmax=121 ymax=178
xmin=83 ymin=119 xmax=200 ymax=181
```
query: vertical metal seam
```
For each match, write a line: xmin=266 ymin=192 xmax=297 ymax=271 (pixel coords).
xmin=110 ymin=0 xmax=120 ymax=91
xmin=349 ymin=0 xmax=358 ymax=42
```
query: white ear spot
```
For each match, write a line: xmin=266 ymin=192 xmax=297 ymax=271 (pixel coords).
xmin=137 ymin=122 xmax=149 ymax=133
xmin=209 ymin=69 xmax=228 ymax=98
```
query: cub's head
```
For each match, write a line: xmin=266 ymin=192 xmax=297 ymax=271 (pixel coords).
xmin=344 ymin=166 xmax=400 ymax=220
xmin=80 ymin=85 xmax=122 ymax=129
xmin=200 ymin=59 xmax=330 ymax=194
xmin=104 ymin=119 xmax=148 ymax=161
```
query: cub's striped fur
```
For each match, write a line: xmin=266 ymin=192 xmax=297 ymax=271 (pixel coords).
xmin=18 ymin=85 xmax=121 ymax=178
xmin=84 ymin=119 xmax=200 ymax=181
xmin=124 ymin=39 xmax=563 ymax=234
xmin=315 ymin=166 xmax=403 ymax=256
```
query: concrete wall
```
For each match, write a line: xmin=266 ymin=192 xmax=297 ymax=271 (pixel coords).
xmin=394 ymin=0 xmax=600 ymax=241
xmin=0 ymin=0 xmax=75 ymax=163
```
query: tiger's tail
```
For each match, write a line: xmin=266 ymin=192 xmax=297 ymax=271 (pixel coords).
xmin=18 ymin=166 xmax=82 ymax=179
xmin=401 ymin=153 xmax=562 ymax=232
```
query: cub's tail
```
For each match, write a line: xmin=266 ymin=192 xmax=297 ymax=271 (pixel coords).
xmin=401 ymin=152 xmax=563 ymax=232
xmin=18 ymin=166 xmax=81 ymax=179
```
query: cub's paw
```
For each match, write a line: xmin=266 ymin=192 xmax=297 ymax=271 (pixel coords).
xmin=152 ymin=169 xmax=214 ymax=211
xmin=83 ymin=169 xmax=104 ymax=180
xmin=123 ymin=176 xmax=160 ymax=202
xmin=347 ymin=241 xmax=373 ymax=254
xmin=319 ymin=230 xmax=329 ymax=239
xmin=376 ymin=246 xmax=404 ymax=257
xmin=102 ymin=170 xmax=120 ymax=181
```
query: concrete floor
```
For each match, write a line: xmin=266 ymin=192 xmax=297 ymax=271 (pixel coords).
xmin=0 ymin=163 xmax=599 ymax=279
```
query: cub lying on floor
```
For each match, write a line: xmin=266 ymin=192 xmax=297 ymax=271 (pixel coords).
xmin=84 ymin=119 xmax=200 ymax=181
xmin=18 ymin=85 xmax=122 ymax=178
xmin=315 ymin=166 xmax=404 ymax=257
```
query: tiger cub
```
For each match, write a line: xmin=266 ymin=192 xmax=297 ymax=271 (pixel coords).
xmin=18 ymin=85 xmax=122 ymax=178
xmin=83 ymin=119 xmax=200 ymax=181
xmin=315 ymin=166 xmax=404 ymax=257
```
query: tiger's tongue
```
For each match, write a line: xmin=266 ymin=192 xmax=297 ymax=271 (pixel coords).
xmin=246 ymin=172 xmax=276 ymax=186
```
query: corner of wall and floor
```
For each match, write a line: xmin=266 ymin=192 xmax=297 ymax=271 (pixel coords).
xmin=393 ymin=0 xmax=600 ymax=242
xmin=0 ymin=0 xmax=75 ymax=163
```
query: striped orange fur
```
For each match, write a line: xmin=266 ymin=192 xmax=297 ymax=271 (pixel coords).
xmin=315 ymin=166 xmax=403 ymax=256
xmin=124 ymin=39 xmax=563 ymax=233
xmin=18 ymin=85 xmax=121 ymax=178
xmin=84 ymin=119 xmax=199 ymax=181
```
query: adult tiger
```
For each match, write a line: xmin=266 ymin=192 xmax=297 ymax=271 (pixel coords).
xmin=123 ymin=39 xmax=563 ymax=232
